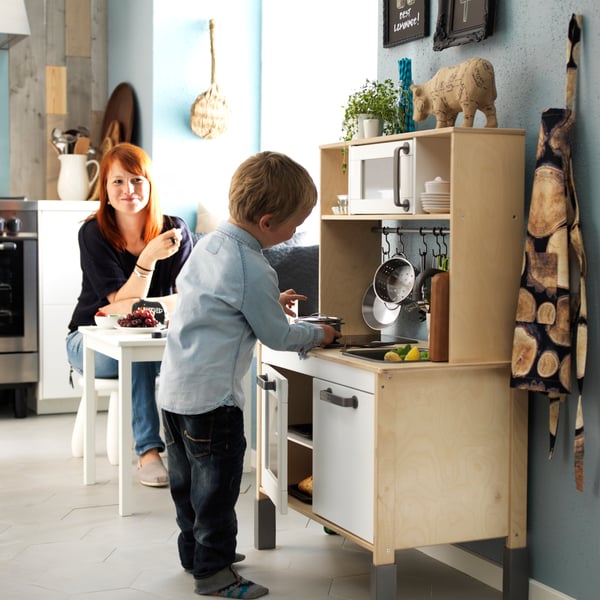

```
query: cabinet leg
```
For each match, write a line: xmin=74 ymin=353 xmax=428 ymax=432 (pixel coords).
xmin=370 ymin=563 xmax=396 ymax=600
xmin=254 ymin=496 xmax=276 ymax=550
xmin=503 ymin=546 xmax=529 ymax=600
xmin=13 ymin=387 xmax=28 ymax=418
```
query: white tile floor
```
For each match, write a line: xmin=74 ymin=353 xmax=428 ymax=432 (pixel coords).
xmin=0 ymin=400 xmax=501 ymax=599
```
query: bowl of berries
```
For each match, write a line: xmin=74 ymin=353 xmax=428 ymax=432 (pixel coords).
xmin=116 ymin=308 xmax=164 ymax=332
xmin=94 ymin=311 xmax=122 ymax=329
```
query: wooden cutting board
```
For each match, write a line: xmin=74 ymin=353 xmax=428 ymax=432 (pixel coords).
xmin=100 ymin=83 xmax=134 ymax=144
xmin=429 ymin=271 xmax=449 ymax=362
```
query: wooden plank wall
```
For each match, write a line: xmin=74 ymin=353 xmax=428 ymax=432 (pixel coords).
xmin=9 ymin=0 xmax=108 ymax=200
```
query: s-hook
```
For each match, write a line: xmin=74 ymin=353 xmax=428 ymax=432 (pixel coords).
xmin=395 ymin=229 xmax=405 ymax=256
xmin=431 ymin=227 xmax=443 ymax=259
xmin=442 ymin=230 xmax=449 ymax=257
xmin=418 ymin=227 xmax=428 ymax=258
xmin=418 ymin=227 xmax=428 ymax=271
xmin=382 ymin=231 xmax=391 ymax=260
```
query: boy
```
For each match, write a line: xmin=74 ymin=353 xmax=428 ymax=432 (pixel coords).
xmin=158 ymin=151 xmax=340 ymax=598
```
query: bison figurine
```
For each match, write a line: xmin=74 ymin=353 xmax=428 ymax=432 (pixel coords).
xmin=410 ymin=57 xmax=498 ymax=129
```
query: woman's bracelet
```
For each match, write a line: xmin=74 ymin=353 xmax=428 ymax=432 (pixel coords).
xmin=133 ymin=269 xmax=150 ymax=279
xmin=135 ymin=263 xmax=154 ymax=273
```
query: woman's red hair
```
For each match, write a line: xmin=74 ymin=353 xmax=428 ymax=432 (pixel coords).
xmin=90 ymin=143 xmax=163 ymax=251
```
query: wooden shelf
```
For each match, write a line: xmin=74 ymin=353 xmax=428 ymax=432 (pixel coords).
xmin=321 ymin=213 xmax=449 ymax=221
xmin=287 ymin=431 xmax=313 ymax=449
xmin=319 ymin=128 xmax=527 ymax=362
xmin=287 ymin=496 xmax=374 ymax=551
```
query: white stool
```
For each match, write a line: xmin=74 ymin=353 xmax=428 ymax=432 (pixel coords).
xmin=71 ymin=376 xmax=119 ymax=466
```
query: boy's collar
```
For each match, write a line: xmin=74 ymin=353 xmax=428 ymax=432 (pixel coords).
xmin=217 ymin=221 xmax=263 ymax=251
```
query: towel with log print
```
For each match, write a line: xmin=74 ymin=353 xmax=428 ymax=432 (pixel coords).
xmin=510 ymin=14 xmax=587 ymax=491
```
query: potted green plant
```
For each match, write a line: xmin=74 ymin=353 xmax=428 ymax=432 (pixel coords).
xmin=341 ymin=78 xmax=405 ymax=141
xmin=339 ymin=78 xmax=411 ymax=174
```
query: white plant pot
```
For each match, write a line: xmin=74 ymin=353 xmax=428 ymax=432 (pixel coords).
xmin=363 ymin=118 xmax=382 ymax=138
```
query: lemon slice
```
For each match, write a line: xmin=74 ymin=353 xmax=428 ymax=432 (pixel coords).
xmin=384 ymin=350 xmax=402 ymax=361
xmin=404 ymin=346 xmax=420 ymax=361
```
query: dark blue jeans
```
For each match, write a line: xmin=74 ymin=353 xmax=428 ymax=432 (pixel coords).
xmin=162 ymin=406 xmax=246 ymax=579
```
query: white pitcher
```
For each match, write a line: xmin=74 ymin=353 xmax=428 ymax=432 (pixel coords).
xmin=57 ymin=154 xmax=100 ymax=200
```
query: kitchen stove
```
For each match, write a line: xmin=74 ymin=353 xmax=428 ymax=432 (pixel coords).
xmin=0 ymin=198 xmax=38 ymax=417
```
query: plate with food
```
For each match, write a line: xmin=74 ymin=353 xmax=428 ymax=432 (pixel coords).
xmin=116 ymin=325 xmax=166 ymax=333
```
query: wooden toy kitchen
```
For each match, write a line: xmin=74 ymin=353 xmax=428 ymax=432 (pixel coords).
xmin=254 ymin=127 xmax=529 ymax=600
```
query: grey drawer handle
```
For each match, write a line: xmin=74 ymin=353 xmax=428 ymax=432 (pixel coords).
xmin=0 ymin=242 xmax=17 ymax=251
xmin=256 ymin=374 xmax=276 ymax=391
xmin=320 ymin=388 xmax=358 ymax=409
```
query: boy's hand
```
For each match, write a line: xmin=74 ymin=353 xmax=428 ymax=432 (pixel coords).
xmin=279 ymin=288 xmax=308 ymax=317
xmin=319 ymin=324 xmax=342 ymax=347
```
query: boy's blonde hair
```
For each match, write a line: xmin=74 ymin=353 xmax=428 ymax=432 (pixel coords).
xmin=229 ymin=151 xmax=317 ymax=226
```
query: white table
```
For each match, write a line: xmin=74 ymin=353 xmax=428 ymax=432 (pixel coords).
xmin=79 ymin=326 xmax=167 ymax=516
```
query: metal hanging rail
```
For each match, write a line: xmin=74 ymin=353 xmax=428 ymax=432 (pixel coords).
xmin=371 ymin=226 xmax=449 ymax=236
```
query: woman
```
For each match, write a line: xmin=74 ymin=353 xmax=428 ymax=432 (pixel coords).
xmin=66 ymin=143 xmax=193 ymax=487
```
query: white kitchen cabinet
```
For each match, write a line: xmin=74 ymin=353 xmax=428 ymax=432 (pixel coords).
xmin=36 ymin=201 xmax=98 ymax=414
xmin=256 ymin=128 xmax=529 ymax=600
xmin=312 ymin=376 xmax=374 ymax=543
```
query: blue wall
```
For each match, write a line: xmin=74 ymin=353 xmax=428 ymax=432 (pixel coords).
xmin=379 ymin=3 xmax=600 ymax=599
xmin=108 ymin=0 xmax=261 ymax=231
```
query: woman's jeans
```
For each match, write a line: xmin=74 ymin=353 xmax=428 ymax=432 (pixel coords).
xmin=162 ymin=406 xmax=246 ymax=578
xmin=66 ymin=330 xmax=164 ymax=456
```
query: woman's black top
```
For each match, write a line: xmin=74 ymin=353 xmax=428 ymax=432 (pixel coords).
xmin=68 ymin=215 xmax=193 ymax=332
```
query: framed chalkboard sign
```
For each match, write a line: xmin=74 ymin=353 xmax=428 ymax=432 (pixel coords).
xmin=383 ymin=0 xmax=429 ymax=48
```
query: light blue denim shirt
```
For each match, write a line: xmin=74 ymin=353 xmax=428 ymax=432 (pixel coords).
xmin=158 ymin=222 xmax=324 ymax=415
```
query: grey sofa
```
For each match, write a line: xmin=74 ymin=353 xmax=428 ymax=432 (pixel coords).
xmin=191 ymin=233 xmax=319 ymax=317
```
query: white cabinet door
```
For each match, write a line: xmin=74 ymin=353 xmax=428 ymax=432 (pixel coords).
xmin=37 ymin=203 xmax=97 ymax=411
xmin=312 ymin=377 xmax=374 ymax=543
xmin=38 ymin=208 xmax=92 ymax=306
xmin=39 ymin=304 xmax=81 ymax=401
xmin=258 ymin=363 xmax=288 ymax=514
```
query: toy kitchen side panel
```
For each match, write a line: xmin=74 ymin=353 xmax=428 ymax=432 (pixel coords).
xmin=256 ymin=346 xmax=375 ymax=540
